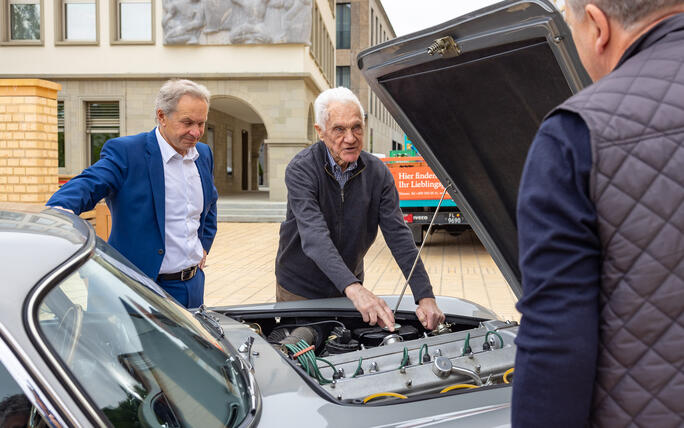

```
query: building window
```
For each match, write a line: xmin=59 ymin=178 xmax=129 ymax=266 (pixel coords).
xmin=370 ymin=8 xmax=373 ymax=45
xmin=375 ymin=16 xmax=378 ymax=45
xmin=116 ymin=0 xmax=151 ymax=41
xmin=336 ymin=2 xmax=350 ymax=49
xmin=369 ymin=128 xmax=373 ymax=153
xmin=57 ymin=101 xmax=65 ymax=168
xmin=86 ymin=102 xmax=119 ymax=165
xmin=309 ymin=1 xmax=334 ymax=85
xmin=336 ymin=66 xmax=350 ymax=88
xmin=7 ymin=0 xmax=41 ymax=40
xmin=204 ymin=125 xmax=214 ymax=152
xmin=63 ymin=0 xmax=96 ymax=41
xmin=225 ymin=129 xmax=233 ymax=175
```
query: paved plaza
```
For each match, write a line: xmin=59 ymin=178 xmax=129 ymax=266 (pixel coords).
xmin=204 ymin=223 xmax=520 ymax=321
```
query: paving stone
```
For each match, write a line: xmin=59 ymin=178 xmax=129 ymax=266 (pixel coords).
xmin=204 ymin=223 xmax=520 ymax=321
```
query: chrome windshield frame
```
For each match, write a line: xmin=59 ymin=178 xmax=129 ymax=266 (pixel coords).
xmin=23 ymin=216 xmax=106 ymax=426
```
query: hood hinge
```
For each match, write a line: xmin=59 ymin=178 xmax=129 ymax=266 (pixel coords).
xmin=427 ymin=36 xmax=462 ymax=57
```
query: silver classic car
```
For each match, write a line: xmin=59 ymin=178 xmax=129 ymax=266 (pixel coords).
xmin=0 ymin=1 xmax=589 ymax=427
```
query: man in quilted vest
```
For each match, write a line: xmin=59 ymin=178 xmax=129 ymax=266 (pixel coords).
xmin=512 ymin=1 xmax=684 ymax=427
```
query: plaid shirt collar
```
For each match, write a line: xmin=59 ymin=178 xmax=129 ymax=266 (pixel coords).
xmin=325 ymin=146 xmax=357 ymax=187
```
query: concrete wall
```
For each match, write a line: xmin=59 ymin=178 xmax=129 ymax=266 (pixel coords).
xmin=265 ymin=140 xmax=310 ymax=201
xmin=0 ymin=79 xmax=61 ymax=203
xmin=1 ymin=0 xmax=337 ymax=202
xmin=1 ymin=0 xmax=335 ymax=94
xmin=335 ymin=0 xmax=404 ymax=156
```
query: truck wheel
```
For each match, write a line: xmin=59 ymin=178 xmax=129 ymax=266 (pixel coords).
xmin=447 ymin=225 xmax=470 ymax=237
xmin=410 ymin=224 xmax=424 ymax=246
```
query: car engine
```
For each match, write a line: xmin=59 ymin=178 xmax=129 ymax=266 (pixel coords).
xmin=231 ymin=312 xmax=518 ymax=405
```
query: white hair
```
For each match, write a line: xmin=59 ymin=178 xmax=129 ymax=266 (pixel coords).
xmin=154 ymin=79 xmax=211 ymax=124
xmin=314 ymin=87 xmax=365 ymax=131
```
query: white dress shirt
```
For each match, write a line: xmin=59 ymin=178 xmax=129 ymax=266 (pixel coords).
xmin=156 ymin=128 xmax=205 ymax=274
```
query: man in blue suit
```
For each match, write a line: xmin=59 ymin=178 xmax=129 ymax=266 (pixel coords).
xmin=47 ymin=79 xmax=218 ymax=308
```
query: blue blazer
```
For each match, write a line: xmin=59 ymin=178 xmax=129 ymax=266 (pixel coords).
xmin=47 ymin=129 xmax=218 ymax=279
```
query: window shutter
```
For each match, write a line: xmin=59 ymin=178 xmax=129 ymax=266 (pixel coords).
xmin=86 ymin=102 xmax=119 ymax=132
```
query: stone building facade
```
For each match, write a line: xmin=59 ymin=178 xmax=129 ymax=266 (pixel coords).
xmin=335 ymin=0 xmax=404 ymax=156
xmin=0 ymin=0 xmax=336 ymax=201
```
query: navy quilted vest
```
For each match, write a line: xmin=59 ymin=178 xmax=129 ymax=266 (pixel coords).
xmin=556 ymin=14 xmax=684 ymax=427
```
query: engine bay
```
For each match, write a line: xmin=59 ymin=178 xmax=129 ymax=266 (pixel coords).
xmin=227 ymin=311 xmax=518 ymax=405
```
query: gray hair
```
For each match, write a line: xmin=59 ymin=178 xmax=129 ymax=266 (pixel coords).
xmin=314 ymin=87 xmax=365 ymax=131
xmin=567 ymin=0 xmax=684 ymax=28
xmin=154 ymin=79 xmax=211 ymax=124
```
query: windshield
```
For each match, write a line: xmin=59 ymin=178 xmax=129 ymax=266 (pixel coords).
xmin=35 ymin=244 xmax=251 ymax=428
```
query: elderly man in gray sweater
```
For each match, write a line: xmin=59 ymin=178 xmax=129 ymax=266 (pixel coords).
xmin=275 ymin=87 xmax=444 ymax=330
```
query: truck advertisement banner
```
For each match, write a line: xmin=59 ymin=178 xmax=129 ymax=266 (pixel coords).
xmin=381 ymin=157 xmax=453 ymax=201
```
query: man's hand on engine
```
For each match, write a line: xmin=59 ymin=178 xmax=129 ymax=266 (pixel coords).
xmin=344 ymin=282 xmax=395 ymax=331
xmin=416 ymin=298 xmax=445 ymax=330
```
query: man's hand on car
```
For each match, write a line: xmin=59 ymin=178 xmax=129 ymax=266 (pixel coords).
xmin=344 ymin=282 xmax=396 ymax=331
xmin=52 ymin=206 xmax=75 ymax=215
xmin=199 ymin=250 xmax=207 ymax=269
xmin=416 ymin=297 xmax=445 ymax=330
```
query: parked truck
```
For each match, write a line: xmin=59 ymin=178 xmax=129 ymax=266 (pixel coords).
xmin=382 ymin=151 xmax=469 ymax=245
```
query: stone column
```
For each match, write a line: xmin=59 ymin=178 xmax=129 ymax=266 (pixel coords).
xmin=0 ymin=79 xmax=61 ymax=204
xmin=265 ymin=138 xmax=310 ymax=201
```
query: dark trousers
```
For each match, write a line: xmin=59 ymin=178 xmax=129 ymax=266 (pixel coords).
xmin=157 ymin=268 xmax=205 ymax=308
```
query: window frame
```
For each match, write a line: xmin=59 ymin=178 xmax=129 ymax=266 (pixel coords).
xmin=336 ymin=65 xmax=350 ymax=89
xmin=109 ymin=0 xmax=154 ymax=45
xmin=370 ymin=8 xmax=373 ymax=45
xmin=54 ymin=0 xmax=99 ymax=45
xmin=0 ymin=0 xmax=43 ymax=45
xmin=309 ymin=0 xmax=334 ymax=86
xmin=85 ymin=100 xmax=121 ymax=165
xmin=335 ymin=2 xmax=350 ymax=49
xmin=57 ymin=99 xmax=65 ymax=169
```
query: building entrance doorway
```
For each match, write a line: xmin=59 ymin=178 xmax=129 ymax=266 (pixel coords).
xmin=205 ymin=96 xmax=268 ymax=197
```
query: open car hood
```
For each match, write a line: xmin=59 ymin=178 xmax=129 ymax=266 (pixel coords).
xmin=358 ymin=0 xmax=591 ymax=298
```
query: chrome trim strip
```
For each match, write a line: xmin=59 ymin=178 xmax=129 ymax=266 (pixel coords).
xmin=23 ymin=220 xmax=107 ymax=427
xmin=0 ymin=332 xmax=70 ymax=427
xmin=374 ymin=402 xmax=511 ymax=428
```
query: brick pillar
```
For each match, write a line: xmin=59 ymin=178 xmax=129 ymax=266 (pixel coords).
xmin=0 ymin=79 xmax=61 ymax=203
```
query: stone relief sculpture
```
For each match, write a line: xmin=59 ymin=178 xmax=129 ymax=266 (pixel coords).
xmin=162 ymin=0 xmax=313 ymax=45
xmin=162 ymin=0 xmax=205 ymax=44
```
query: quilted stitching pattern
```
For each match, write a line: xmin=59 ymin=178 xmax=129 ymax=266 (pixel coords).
xmin=558 ymin=25 xmax=684 ymax=427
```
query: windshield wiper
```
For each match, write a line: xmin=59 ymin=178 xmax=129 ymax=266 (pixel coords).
xmin=194 ymin=305 xmax=225 ymax=338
